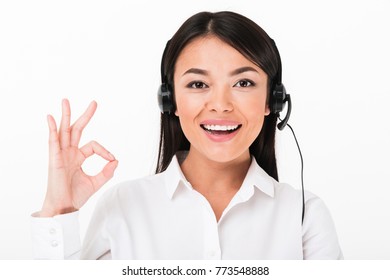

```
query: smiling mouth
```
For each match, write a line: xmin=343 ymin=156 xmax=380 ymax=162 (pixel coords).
xmin=200 ymin=124 xmax=242 ymax=135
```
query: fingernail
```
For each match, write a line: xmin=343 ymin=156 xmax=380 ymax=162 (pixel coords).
xmin=108 ymin=153 xmax=115 ymax=161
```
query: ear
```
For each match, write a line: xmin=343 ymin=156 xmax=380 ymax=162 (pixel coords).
xmin=264 ymin=105 xmax=271 ymax=116
xmin=174 ymin=109 xmax=179 ymax=116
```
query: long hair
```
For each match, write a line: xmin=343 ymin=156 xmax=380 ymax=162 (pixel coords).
xmin=155 ymin=11 xmax=280 ymax=180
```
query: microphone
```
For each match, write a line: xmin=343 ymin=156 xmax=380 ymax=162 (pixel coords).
xmin=277 ymin=94 xmax=291 ymax=130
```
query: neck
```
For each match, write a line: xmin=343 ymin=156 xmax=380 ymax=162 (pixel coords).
xmin=180 ymin=148 xmax=251 ymax=194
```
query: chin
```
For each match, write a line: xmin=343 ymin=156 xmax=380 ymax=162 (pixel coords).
xmin=200 ymin=147 xmax=251 ymax=164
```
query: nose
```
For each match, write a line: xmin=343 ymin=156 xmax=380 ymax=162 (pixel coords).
xmin=205 ymin=85 xmax=233 ymax=113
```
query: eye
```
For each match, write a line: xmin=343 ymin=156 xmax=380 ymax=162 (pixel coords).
xmin=234 ymin=79 xmax=255 ymax=88
xmin=187 ymin=81 xmax=208 ymax=89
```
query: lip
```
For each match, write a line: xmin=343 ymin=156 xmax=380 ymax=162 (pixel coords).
xmin=200 ymin=119 xmax=242 ymax=143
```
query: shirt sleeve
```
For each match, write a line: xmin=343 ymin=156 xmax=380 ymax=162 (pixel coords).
xmin=30 ymin=195 xmax=113 ymax=260
xmin=30 ymin=211 xmax=81 ymax=259
xmin=302 ymin=193 xmax=343 ymax=259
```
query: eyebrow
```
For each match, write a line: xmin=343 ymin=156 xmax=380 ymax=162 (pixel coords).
xmin=230 ymin=66 xmax=259 ymax=76
xmin=182 ymin=66 xmax=259 ymax=77
xmin=182 ymin=68 xmax=209 ymax=76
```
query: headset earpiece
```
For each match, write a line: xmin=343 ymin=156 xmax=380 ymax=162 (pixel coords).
xmin=270 ymin=82 xmax=291 ymax=131
xmin=157 ymin=40 xmax=175 ymax=114
xmin=157 ymin=82 xmax=174 ymax=114
xmin=271 ymin=83 xmax=286 ymax=113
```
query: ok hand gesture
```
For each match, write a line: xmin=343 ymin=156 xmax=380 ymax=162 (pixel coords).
xmin=40 ymin=99 xmax=118 ymax=217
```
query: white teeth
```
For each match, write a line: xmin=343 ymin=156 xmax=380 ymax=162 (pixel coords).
xmin=202 ymin=124 xmax=239 ymax=131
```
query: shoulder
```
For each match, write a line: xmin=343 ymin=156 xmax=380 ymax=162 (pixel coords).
xmin=271 ymin=180 xmax=332 ymax=223
xmin=302 ymin=190 xmax=337 ymax=229
xmin=275 ymin=181 xmax=333 ymax=221
xmin=272 ymin=180 xmax=324 ymax=206
xmin=271 ymin=180 xmax=305 ymax=204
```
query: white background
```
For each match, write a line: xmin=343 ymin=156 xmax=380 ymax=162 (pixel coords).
xmin=0 ymin=0 xmax=389 ymax=259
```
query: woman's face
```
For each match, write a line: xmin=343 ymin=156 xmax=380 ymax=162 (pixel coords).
xmin=174 ymin=36 xmax=270 ymax=163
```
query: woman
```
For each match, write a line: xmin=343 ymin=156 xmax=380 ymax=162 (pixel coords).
xmin=31 ymin=11 xmax=343 ymax=259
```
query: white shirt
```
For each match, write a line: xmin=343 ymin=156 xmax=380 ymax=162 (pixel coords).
xmin=31 ymin=153 xmax=343 ymax=259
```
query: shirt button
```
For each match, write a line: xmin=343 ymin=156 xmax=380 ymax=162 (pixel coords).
xmin=51 ymin=240 xmax=58 ymax=247
xmin=49 ymin=228 xmax=56 ymax=235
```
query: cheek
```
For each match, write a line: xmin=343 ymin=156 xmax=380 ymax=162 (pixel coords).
xmin=175 ymin=93 xmax=203 ymax=117
xmin=239 ymin=99 xmax=268 ymax=138
xmin=247 ymin=111 xmax=266 ymax=131
xmin=175 ymin=95 xmax=189 ymax=117
xmin=174 ymin=95 xmax=202 ymax=138
xmin=242 ymin=95 xmax=268 ymax=120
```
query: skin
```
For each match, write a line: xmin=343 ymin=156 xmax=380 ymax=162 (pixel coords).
xmin=174 ymin=36 xmax=270 ymax=221
xmin=40 ymin=99 xmax=118 ymax=217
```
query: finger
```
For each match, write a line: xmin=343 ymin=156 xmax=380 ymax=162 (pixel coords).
xmin=47 ymin=114 xmax=61 ymax=161
xmin=90 ymin=160 xmax=118 ymax=190
xmin=59 ymin=99 xmax=71 ymax=149
xmin=70 ymin=100 xmax=97 ymax=147
xmin=79 ymin=140 xmax=116 ymax=162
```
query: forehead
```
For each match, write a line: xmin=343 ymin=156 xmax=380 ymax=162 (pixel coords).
xmin=180 ymin=35 xmax=229 ymax=54
xmin=175 ymin=35 xmax=260 ymax=72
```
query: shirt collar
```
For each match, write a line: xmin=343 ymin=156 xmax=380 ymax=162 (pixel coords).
xmin=164 ymin=152 xmax=193 ymax=199
xmin=163 ymin=152 xmax=275 ymax=200
xmin=236 ymin=156 xmax=275 ymax=201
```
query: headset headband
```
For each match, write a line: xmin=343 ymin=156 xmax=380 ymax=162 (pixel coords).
xmin=160 ymin=40 xmax=171 ymax=84
xmin=270 ymin=39 xmax=282 ymax=87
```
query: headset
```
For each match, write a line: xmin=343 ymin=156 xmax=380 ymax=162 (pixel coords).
xmin=157 ymin=40 xmax=174 ymax=115
xmin=157 ymin=38 xmax=305 ymax=224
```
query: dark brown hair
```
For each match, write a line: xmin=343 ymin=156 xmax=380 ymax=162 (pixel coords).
xmin=155 ymin=11 xmax=280 ymax=180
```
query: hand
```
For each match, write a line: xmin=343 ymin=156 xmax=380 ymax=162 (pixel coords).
xmin=40 ymin=99 xmax=118 ymax=217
